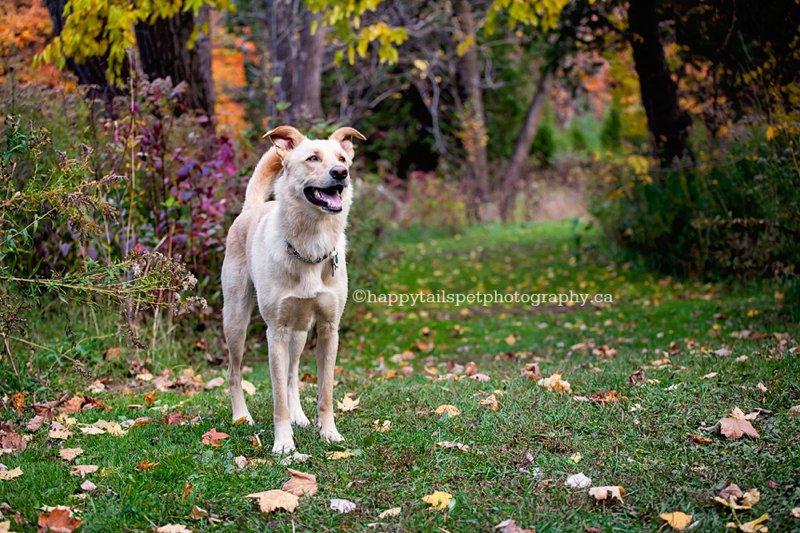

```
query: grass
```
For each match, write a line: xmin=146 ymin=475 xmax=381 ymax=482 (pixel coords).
xmin=1 ymin=220 xmax=799 ymax=532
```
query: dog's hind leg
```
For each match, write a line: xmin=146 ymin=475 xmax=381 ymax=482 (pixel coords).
xmin=267 ymin=325 xmax=295 ymax=453
xmin=223 ymin=263 xmax=255 ymax=425
xmin=288 ymin=330 xmax=310 ymax=427
xmin=315 ymin=320 xmax=343 ymax=442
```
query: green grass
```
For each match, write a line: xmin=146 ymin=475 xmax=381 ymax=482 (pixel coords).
xmin=1 ymin=221 xmax=799 ymax=532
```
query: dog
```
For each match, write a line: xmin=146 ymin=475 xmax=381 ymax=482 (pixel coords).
xmin=221 ymin=125 xmax=366 ymax=453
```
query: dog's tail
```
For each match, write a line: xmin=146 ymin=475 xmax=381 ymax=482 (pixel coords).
xmin=242 ymin=147 xmax=282 ymax=210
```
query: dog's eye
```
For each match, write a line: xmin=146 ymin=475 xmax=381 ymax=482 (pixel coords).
xmin=307 ymin=155 xmax=319 ymax=162
xmin=339 ymin=156 xmax=346 ymax=162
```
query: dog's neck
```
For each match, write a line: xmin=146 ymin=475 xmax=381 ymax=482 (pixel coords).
xmin=275 ymin=203 xmax=348 ymax=261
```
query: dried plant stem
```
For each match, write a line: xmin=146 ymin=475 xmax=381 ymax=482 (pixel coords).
xmin=1 ymin=332 xmax=22 ymax=387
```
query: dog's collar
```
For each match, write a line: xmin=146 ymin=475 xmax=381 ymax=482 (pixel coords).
xmin=285 ymin=240 xmax=333 ymax=265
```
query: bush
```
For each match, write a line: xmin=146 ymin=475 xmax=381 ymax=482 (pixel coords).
xmin=590 ymin=123 xmax=800 ymax=302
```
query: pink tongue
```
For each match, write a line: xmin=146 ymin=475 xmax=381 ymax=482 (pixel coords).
xmin=319 ymin=190 xmax=342 ymax=209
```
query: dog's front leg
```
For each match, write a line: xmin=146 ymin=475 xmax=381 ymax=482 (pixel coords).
xmin=316 ymin=320 xmax=343 ymax=442
xmin=267 ymin=325 xmax=295 ymax=454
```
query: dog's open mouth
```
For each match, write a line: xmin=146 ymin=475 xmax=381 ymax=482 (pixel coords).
xmin=304 ymin=185 xmax=345 ymax=213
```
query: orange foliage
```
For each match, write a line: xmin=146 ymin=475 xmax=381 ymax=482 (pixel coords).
xmin=0 ymin=0 xmax=74 ymax=89
xmin=211 ymin=12 xmax=251 ymax=136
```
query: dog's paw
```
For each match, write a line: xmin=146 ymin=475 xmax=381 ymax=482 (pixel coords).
xmin=291 ymin=412 xmax=311 ymax=428
xmin=232 ymin=412 xmax=254 ymax=426
xmin=271 ymin=438 xmax=296 ymax=454
xmin=319 ymin=427 xmax=344 ymax=443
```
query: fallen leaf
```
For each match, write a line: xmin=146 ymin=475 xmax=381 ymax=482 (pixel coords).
xmin=204 ymin=377 xmax=225 ymax=389
xmin=241 ymin=380 xmax=256 ymax=395
xmin=422 ymin=491 xmax=452 ymax=510
xmin=570 ymin=452 xmax=582 ymax=463
xmin=282 ymin=469 xmax=318 ymax=497
xmin=565 ymin=472 xmax=592 ymax=489
xmin=790 ymin=507 xmax=800 ymax=518
xmin=0 ymin=466 xmax=23 ymax=480
xmin=715 ymin=487 xmax=760 ymax=510
xmin=26 ymin=415 xmax=46 ymax=432
xmin=0 ymin=427 xmax=27 ymax=454
xmin=504 ymin=334 xmax=517 ymax=346
xmin=70 ymin=465 xmax=98 ymax=478
xmin=470 ymin=373 xmax=490 ymax=382
xmin=690 ymin=434 xmax=713 ymax=445
xmin=79 ymin=427 xmax=105 ymax=436
xmin=628 ymin=368 xmax=647 ymax=385
xmin=717 ymin=407 xmax=760 ymax=440
xmin=189 ymin=505 xmax=208 ymax=520
xmin=588 ymin=486 xmax=624 ymax=502
xmin=435 ymin=404 xmax=461 ymax=417
xmin=80 ymin=480 xmax=97 ymax=492
xmin=738 ymin=513 xmax=769 ymax=532
xmin=478 ymin=394 xmax=499 ymax=411
xmin=538 ymin=373 xmax=571 ymax=393
xmin=326 ymin=450 xmax=355 ymax=460
xmin=0 ymin=520 xmax=9 ymax=532
xmin=660 ymin=511 xmax=693 ymax=530
xmin=337 ymin=396 xmax=360 ymax=412
xmin=135 ymin=460 xmax=159 ymax=472
xmin=435 ymin=441 xmax=470 ymax=451
xmin=588 ymin=390 xmax=619 ymax=404
xmin=164 ymin=412 xmax=187 ymax=426
xmin=378 ymin=507 xmax=401 ymax=519
xmin=788 ymin=405 xmax=800 ymax=417
xmin=494 ymin=518 xmax=534 ymax=533
xmin=59 ymin=448 xmax=83 ymax=462
xmin=520 ymin=363 xmax=542 ymax=381
xmin=702 ymin=372 xmax=719 ymax=379
xmin=202 ymin=428 xmax=230 ymax=447
xmin=38 ymin=507 xmax=81 ymax=533
xmin=233 ymin=456 xmax=250 ymax=470
xmin=245 ymin=490 xmax=299 ymax=513
xmin=156 ymin=525 xmax=192 ymax=533
xmin=48 ymin=423 xmax=73 ymax=440
xmin=330 ymin=498 xmax=357 ymax=513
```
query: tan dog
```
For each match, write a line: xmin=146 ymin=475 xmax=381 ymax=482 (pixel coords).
xmin=221 ymin=125 xmax=366 ymax=453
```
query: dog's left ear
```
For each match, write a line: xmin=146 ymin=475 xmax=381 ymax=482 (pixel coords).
xmin=265 ymin=125 xmax=305 ymax=159
xmin=330 ymin=127 xmax=367 ymax=159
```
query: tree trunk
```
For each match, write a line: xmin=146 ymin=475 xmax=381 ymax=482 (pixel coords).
xmin=499 ymin=69 xmax=554 ymax=221
xmin=265 ymin=0 xmax=324 ymax=127
xmin=627 ymin=0 xmax=690 ymax=166
xmin=135 ymin=7 xmax=215 ymax=115
xmin=455 ymin=0 xmax=490 ymax=221
xmin=45 ymin=0 xmax=122 ymax=101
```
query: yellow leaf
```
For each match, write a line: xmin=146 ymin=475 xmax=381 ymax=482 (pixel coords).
xmin=765 ymin=126 xmax=777 ymax=141
xmin=422 ymin=491 xmax=452 ymax=510
xmin=660 ymin=512 xmax=693 ymax=530
xmin=588 ymin=486 xmax=624 ymax=502
xmin=435 ymin=404 xmax=461 ymax=417
xmin=457 ymin=34 xmax=476 ymax=57
xmin=378 ymin=506 xmax=401 ymax=518
xmin=739 ymin=513 xmax=769 ymax=533
xmin=326 ymin=450 xmax=355 ymax=460
xmin=245 ymin=490 xmax=299 ymax=513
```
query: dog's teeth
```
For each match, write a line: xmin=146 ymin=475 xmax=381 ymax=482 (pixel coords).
xmin=314 ymin=189 xmax=323 ymax=200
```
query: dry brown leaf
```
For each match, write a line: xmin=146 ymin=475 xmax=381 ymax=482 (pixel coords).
xmin=37 ymin=507 xmax=82 ymax=533
xmin=337 ymin=396 xmax=360 ymax=412
xmin=48 ymin=424 xmax=72 ymax=440
xmin=134 ymin=460 xmax=159 ymax=472
xmin=189 ymin=505 xmax=208 ymax=520
xmin=246 ymin=490 xmax=299 ymax=513
xmin=378 ymin=507 xmax=401 ymax=519
xmin=80 ymin=480 xmax=97 ymax=492
xmin=715 ymin=487 xmax=760 ymax=510
xmin=588 ymin=486 xmax=624 ymax=502
xmin=70 ymin=465 xmax=98 ymax=478
xmin=788 ymin=405 xmax=800 ymax=417
xmin=738 ymin=513 xmax=769 ymax=532
xmin=435 ymin=441 xmax=470 ymax=451
xmin=717 ymin=407 xmax=760 ymax=440
xmin=282 ymin=469 xmax=318 ymax=497
xmin=494 ymin=518 xmax=534 ymax=533
xmin=0 ymin=427 xmax=27 ymax=454
xmin=26 ymin=415 xmax=46 ymax=432
xmin=59 ymin=448 xmax=83 ymax=462
xmin=538 ymin=373 xmax=571 ymax=393
xmin=520 ymin=363 xmax=542 ymax=381
xmin=0 ymin=466 xmax=23 ymax=480
xmin=435 ymin=404 xmax=461 ymax=417
xmin=588 ymin=390 xmax=619 ymax=404
xmin=478 ymin=394 xmax=500 ymax=411
xmin=659 ymin=512 xmax=693 ymax=530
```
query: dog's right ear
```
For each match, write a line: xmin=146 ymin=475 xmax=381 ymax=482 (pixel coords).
xmin=264 ymin=125 xmax=305 ymax=158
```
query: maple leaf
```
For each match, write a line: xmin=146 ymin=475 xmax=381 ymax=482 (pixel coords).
xmin=494 ymin=518 xmax=534 ymax=533
xmin=134 ymin=460 xmax=159 ymax=472
xmin=282 ymin=469 xmax=318 ymax=497
xmin=435 ymin=404 xmax=461 ymax=417
xmin=70 ymin=465 xmax=98 ymax=478
xmin=48 ymin=423 xmax=72 ymax=440
xmin=38 ymin=507 xmax=82 ymax=533
xmin=59 ymin=448 xmax=83 ymax=462
xmin=0 ymin=466 xmax=23 ymax=480
xmin=0 ymin=426 xmax=27 ymax=455
xmin=422 ymin=491 xmax=452 ymax=510
xmin=538 ymin=373 xmax=571 ymax=393
xmin=588 ymin=486 xmax=624 ymax=502
xmin=330 ymin=498 xmax=357 ymax=513
xmin=716 ymin=407 xmax=760 ymax=440
xmin=202 ymin=428 xmax=230 ymax=447
xmin=659 ymin=512 xmax=693 ymax=530
xmin=337 ymin=396 xmax=360 ymax=412
xmin=435 ymin=441 xmax=470 ymax=451
xmin=245 ymin=490 xmax=300 ymax=513
xmin=378 ymin=507 xmax=401 ymax=518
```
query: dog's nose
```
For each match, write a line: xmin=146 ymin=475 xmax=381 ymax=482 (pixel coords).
xmin=329 ymin=165 xmax=348 ymax=181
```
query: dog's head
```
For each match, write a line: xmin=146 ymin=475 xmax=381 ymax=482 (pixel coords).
xmin=266 ymin=125 xmax=366 ymax=215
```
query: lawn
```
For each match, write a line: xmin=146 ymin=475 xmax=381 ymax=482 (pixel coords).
xmin=0 ymin=221 xmax=798 ymax=532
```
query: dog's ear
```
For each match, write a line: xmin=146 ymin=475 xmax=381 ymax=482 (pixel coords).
xmin=329 ymin=127 xmax=366 ymax=159
xmin=265 ymin=125 xmax=305 ymax=158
